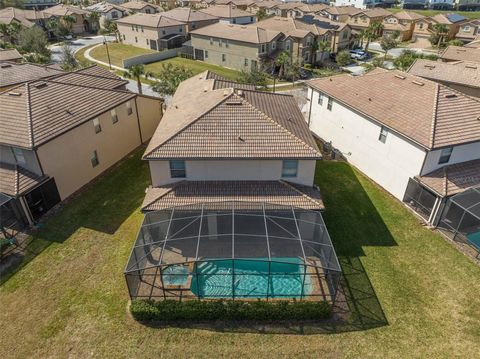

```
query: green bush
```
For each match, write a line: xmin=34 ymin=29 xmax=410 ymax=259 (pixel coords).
xmin=335 ymin=50 xmax=351 ymax=66
xmin=130 ymin=299 xmax=332 ymax=322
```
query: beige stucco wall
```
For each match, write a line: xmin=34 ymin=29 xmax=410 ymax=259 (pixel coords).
xmin=134 ymin=95 xmax=163 ymax=142
xmin=191 ymin=33 xmax=276 ymax=70
xmin=149 ymin=159 xmax=317 ymax=187
xmin=36 ymin=99 xmax=144 ymax=200
xmin=118 ymin=22 xmax=186 ymax=50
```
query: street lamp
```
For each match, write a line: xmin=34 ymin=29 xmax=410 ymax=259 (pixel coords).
xmin=103 ymin=35 xmax=112 ymax=70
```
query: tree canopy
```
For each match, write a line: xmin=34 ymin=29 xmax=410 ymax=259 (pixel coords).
xmin=151 ymin=63 xmax=193 ymax=96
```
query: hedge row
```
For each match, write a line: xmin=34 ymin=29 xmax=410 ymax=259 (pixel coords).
xmin=130 ymin=299 xmax=332 ymax=321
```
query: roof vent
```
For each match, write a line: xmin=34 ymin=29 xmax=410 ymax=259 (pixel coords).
xmin=223 ymin=89 xmax=230 ymax=96
xmin=465 ymin=65 xmax=477 ymax=69
xmin=8 ymin=91 xmax=21 ymax=96
xmin=226 ymin=100 xmax=242 ymax=105
xmin=0 ymin=63 xmax=12 ymax=68
xmin=394 ymin=74 xmax=406 ymax=80
xmin=424 ymin=64 xmax=435 ymax=69
xmin=368 ymin=98 xmax=372 ymax=101
xmin=203 ymin=86 xmax=209 ymax=92
xmin=412 ymin=80 xmax=424 ymax=86
xmin=238 ymin=136 xmax=245 ymax=142
xmin=237 ymin=89 xmax=244 ymax=97
xmin=35 ymin=82 xmax=48 ymax=89
xmin=445 ymin=93 xmax=457 ymax=99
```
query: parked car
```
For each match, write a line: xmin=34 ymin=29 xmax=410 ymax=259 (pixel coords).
xmin=349 ymin=49 xmax=369 ymax=60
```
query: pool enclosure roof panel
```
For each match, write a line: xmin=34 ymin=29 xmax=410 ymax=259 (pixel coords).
xmin=125 ymin=201 xmax=341 ymax=274
xmin=451 ymin=186 xmax=480 ymax=220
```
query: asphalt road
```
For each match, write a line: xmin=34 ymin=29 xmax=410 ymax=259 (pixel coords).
xmin=49 ymin=35 xmax=115 ymax=63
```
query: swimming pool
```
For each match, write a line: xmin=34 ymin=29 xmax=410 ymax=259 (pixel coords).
xmin=190 ymin=258 xmax=312 ymax=299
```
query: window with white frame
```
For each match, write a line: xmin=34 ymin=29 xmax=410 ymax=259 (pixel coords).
xmin=93 ymin=118 xmax=101 ymax=133
xmin=222 ymin=53 xmax=226 ymax=62
xmin=282 ymin=160 xmax=298 ymax=178
xmin=210 ymin=37 xmax=213 ymax=45
xmin=169 ymin=160 xmax=186 ymax=178
xmin=318 ymin=91 xmax=324 ymax=106
xmin=126 ymin=101 xmax=133 ymax=115
xmin=438 ymin=147 xmax=453 ymax=164
xmin=111 ymin=109 xmax=118 ymax=124
xmin=379 ymin=126 xmax=388 ymax=143
xmin=327 ymin=96 xmax=333 ymax=111
xmin=12 ymin=147 xmax=25 ymax=164
xmin=205 ymin=50 xmax=208 ymax=58
xmin=244 ymin=58 xmax=248 ymax=66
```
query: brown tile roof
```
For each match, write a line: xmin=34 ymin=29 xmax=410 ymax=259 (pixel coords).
xmin=360 ymin=8 xmax=391 ymax=18
xmin=0 ymin=62 xmax=65 ymax=89
xmin=144 ymin=72 xmax=320 ymax=160
xmin=255 ymin=16 xmax=316 ymax=39
xmin=393 ymin=10 xmax=424 ymax=21
xmin=440 ymin=45 xmax=480 ymax=63
xmin=48 ymin=66 xmax=129 ymax=89
xmin=204 ymin=70 xmax=255 ymax=90
xmin=200 ymin=4 xmax=252 ymax=18
xmin=322 ymin=6 xmax=362 ymax=16
xmin=0 ymin=162 xmax=46 ymax=196
xmin=0 ymin=48 xmax=22 ymax=61
xmin=465 ymin=36 xmax=480 ymax=48
xmin=0 ymin=80 xmax=136 ymax=149
xmin=407 ymin=59 xmax=480 ymax=89
xmin=43 ymin=4 xmax=91 ymax=16
xmin=162 ymin=7 xmax=218 ymax=23
xmin=0 ymin=7 xmax=39 ymax=27
xmin=116 ymin=12 xmax=184 ymax=27
xmin=383 ymin=22 xmax=410 ymax=32
xmin=307 ymin=70 xmax=480 ymax=150
xmin=141 ymin=180 xmax=324 ymax=211
xmin=191 ymin=22 xmax=282 ymax=43
xmin=300 ymin=14 xmax=349 ymax=32
xmin=416 ymin=159 xmax=480 ymax=197
xmin=117 ymin=1 xmax=156 ymax=11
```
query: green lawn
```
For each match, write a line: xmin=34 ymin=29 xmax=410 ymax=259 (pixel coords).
xmin=89 ymin=43 xmax=156 ymax=68
xmin=388 ymin=8 xmax=480 ymax=20
xmin=1 ymin=150 xmax=479 ymax=358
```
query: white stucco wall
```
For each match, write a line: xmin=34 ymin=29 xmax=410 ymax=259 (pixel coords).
xmin=307 ymin=87 xmax=427 ymax=200
xmin=149 ymin=159 xmax=316 ymax=187
xmin=219 ymin=16 xmax=256 ymax=25
xmin=421 ymin=141 xmax=480 ymax=175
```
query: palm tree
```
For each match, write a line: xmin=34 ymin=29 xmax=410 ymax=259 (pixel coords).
xmin=0 ymin=23 xmax=10 ymax=43
xmin=363 ymin=22 xmax=383 ymax=53
xmin=432 ymin=23 xmax=449 ymax=51
xmin=45 ymin=18 xmax=58 ymax=38
xmin=317 ymin=40 xmax=330 ymax=64
xmin=275 ymin=51 xmax=290 ymax=79
xmin=106 ymin=21 xmax=119 ymax=42
xmin=62 ymin=15 xmax=76 ymax=34
xmin=7 ymin=22 xmax=21 ymax=44
xmin=87 ymin=11 xmax=100 ymax=32
xmin=310 ymin=40 xmax=319 ymax=65
xmin=123 ymin=64 xmax=152 ymax=94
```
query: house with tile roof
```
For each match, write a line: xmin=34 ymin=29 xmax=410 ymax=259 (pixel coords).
xmin=407 ymin=59 xmax=480 ymax=98
xmin=200 ymin=4 xmax=256 ymax=24
xmin=161 ymin=7 xmax=219 ymax=32
xmin=299 ymin=14 xmax=354 ymax=52
xmin=381 ymin=11 xmax=424 ymax=41
xmin=306 ymin=69 xmax=480 ymax=224
xmin=121 ymin=1 xmax=160 ymax=14
xmin=86 ymin=2 xmax=129 ymax=28
xmin=42 ymin=4 xmax=100 ymax=34
xmin=439 ymin=45 xmax=480 ymax=62
xmin=455 ymin=19 xmax=480 ymax=43
xmin=0 ymin=48 xmax=22 ymax=63
xmin=0 ymin=68 xmax=162 ymax=227
xmin=189 ymin=22 xmax=283 ymax=70
xmin=141 ymin=70 xmax=324 ymax=212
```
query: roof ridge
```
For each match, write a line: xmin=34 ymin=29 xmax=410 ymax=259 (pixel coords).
xmin=35 ymin=79 xmax=134 ymax=94
xmin=240 ymin=94 xmax=320 ymax=156
xmin=429 ymin=83 xmax=439 ymax=149
xmin=279 ymin=180 xmax=322 ymax=207
xmin=144 ymin=91 xmax=235 ymax=158
xmin=25 ymin=83 xmax=34 ymax=148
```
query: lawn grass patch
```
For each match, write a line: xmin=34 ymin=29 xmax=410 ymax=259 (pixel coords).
xmin=89 ymin=43 xmax=156 ymax=67
xmin=388 ymin=8 xmax=480 ymax=20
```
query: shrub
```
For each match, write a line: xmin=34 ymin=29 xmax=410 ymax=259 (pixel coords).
xmin=130 ymin=299 xmax=332 ymax=322
xmin=335 ymin=50 xmax=351 ymax=66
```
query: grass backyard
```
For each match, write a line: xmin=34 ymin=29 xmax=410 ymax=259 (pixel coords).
xmin=388 ymin=8 xmax=480 ymax=20
xmin=0 ymin=149 xmax=479 ymax=358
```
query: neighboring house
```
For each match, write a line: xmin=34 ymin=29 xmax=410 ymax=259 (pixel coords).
xmin=439 ymin=45 xmax=480 ymax=62
xmin=210 ymin=0 xmax=257 ymax=11
xmin=0 ymin=62 xmax=64 ymax=91
xmin=0 ymin=66 xmax=162 ymax=227
xmin=300 ymin=15 xmax=354 ymax=52
xmin=246 ymin=1 xmax=283 ymax=15
xmin=457 ymin=0 xmax=480 ymax=11
xmin=116 ymin=13 xmax=187 ymax=50
xmin=286 ymin=3 xmax=328 ymax=18
xmin=200 ymin=4 xmax=256 ymax=24
xmin=346 ymin=8 xmax=390 ymax=31
xmin=407 ymin=58 xmax=480 ymax=97
xmin=0 ymin=7 xmax=45 ymax=29
xmin=86 ymin=2 xmax=129 ymax=28
xmin=43 ymin=4 xmax=99 ymax=34
xmin=318 ymin=6 xmax=363 ymax=22
xmin=427 ymin=0 xmax=454 ymax=10
xmin=381 ymin=11 xmax=424 ymax=41
xmin=121 ymin=1 xmax=159 ymax=14
xmin=400 ymin=0 xmax=428 ymax=9
xmin=161 ymin=7 xmax=219 ymax=32
xmin=334 ymin=0 xmax=385 ymax=9
xmin=465 ymin=35 xmax=480 ymax=47
xmin=141 ymin=70 xmax=323 ymax=211
xmin=254 ymin=16 xmax=331 ymax=64
xmin=306 ymin=69 xmax=480 ymax=225
xmin=190 ymin=22 xmax=283 ymax=70
xmin=0 ymin=48 xmax=22 ymax=62
xmin=455 ymin=19 xmax=480 ymax=43
xmin=23 ymin=0 xmax=56 ymax=10
xmin=429 ymin=13 xmax=468 ymax=39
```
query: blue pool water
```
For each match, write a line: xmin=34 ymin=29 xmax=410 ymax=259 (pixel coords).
xmin=467 ymin=232 xmax=480 ymax=251
xmin=190 ymin=259 xmax=312 ymax=298
xmin=162 ymin=265 xmax=189 ymax=285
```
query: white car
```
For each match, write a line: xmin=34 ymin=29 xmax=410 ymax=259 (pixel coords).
xmin=349 ymin=49 xmax=369 ymax=60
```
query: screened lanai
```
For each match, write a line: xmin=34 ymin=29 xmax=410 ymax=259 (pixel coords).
xmin=437 ymin=186 xmax=480 ymax=257
xmin=125 ymin=201 xmax=342 ymax=303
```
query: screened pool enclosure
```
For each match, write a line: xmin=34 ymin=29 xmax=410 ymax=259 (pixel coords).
xmin=125 ymin=202 xmax=342 ymax=303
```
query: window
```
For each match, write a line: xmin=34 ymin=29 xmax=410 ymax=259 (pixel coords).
xmin=327 ymin=96 xmax=333 ymax=111
xmin=233 ymin=18 xmax=236 ymax=24
xmin=146 ymin=39 xmax=149 ymax=45
xmin=179 ymin=27 xmax=183 ymax=32
xmin=225 ymin=40 xmax=229 ymax=48
xmin=111 ymin=109 xmax=118 ymax=124
xmin=169 ymin=160 xmax=186 ymax=178
xmin=379 ymin=126 xmax=388 ymax=143
xmin=438 ymin=147 xmax=453 ymax=164
xmin=162 ymin=29 xmax=166 ymax=35
xmin=260 ymin=44 xmax=266 ymax=53
xmin=135 ymin=25 xmax=138 ymax=32
xmin=463 ymin=25 xmax=470 ymax=31
xmin=205 ymin=50 xmax=208 ymax=58
xmin=135 ymin=36 xmax=138 ymax=43
xmin=111 ymin=11 xmax=118 ymax=19
xmin=244 ymin=58 xmax=249 ymax=66
xmin=219 ymin=39 xmax=223 ymax=47
xmin=282 ymin=160 xmax=298 ymax=178
xmin=93 ymin=118 xmax=101 ymax=133
xmin=12 ymin=147 xmax=25 ymax=164
xmin=250 ymin=17 xmax=253 ymax=22
xmin=123 ymin=34 xmax=126 ymax=40
xmin=192 ymin=22 xmax=196 ymax=29
xmin=146 ymin=8 xmax=151 ymax=14
xmin=210 ymin=37 xmax=213 ymax=45
xmin=141 ymin=26 xmax=144 ymax=33
xmin=91 ymin=150 xmax=99 ymax=167
xmin=222 ymin=53 xmax=226 ymax=62
xmin=272 ymin=41 xmax=276 ymax=49
xmin=285 ymin=41 xmax=290 ymax=50
xmin=131 ymin=25 xmax=134 ymax=31
xmin=342 ymin=31 xmax=348 ymax=40
xmin=126 ymin=101 xmax=133 ymax=115
xmin=317 ymin=91 xmax=324 ymax=106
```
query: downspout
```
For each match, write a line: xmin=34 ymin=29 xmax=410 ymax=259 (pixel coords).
xmin=307 ymin=87 xmax=314 ymax=128
xmin=134 ymin=97 xmax=144 ymax=144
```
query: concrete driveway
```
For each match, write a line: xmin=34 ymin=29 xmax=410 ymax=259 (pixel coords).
xmin=49 ymin=35 xmax=115 ymax=63
xmin=367 ymin=42 xmax=438 ymax=58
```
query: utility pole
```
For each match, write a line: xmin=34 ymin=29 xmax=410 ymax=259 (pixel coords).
xmin=103 ymin=35 xmax=112 ymax=70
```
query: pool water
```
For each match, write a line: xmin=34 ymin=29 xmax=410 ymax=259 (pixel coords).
xmin=162 ymin=265 xmax=189 ymax=285
xmin=190 ymin=258 xmax=312 ymax=298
